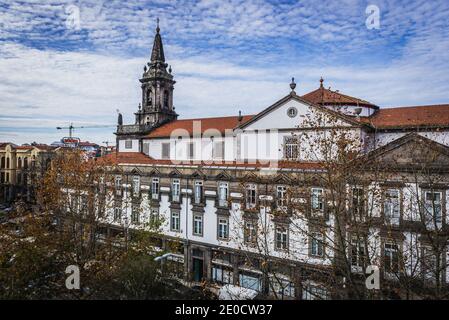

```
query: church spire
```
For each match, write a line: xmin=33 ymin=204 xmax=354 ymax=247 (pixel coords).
xmin=137 ymin=19 xmax=177 ymax=129
xmin=150 ymin=18 xmax=165 ymax=63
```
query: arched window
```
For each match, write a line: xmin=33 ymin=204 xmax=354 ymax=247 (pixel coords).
xmin=6 ymin=157 xmax=10 ymax=169
xmin=0 ymin=157 xmax=4 ymax=169
xmin=18 ymin=158 xmax=22 ymax=169
xmin=23 ymin=157 xmax=28 ymax=169
xmin=146 ymin=88 xmax=152 ymax=106
xmin=163 ymin=90 xmax=169 ymax=108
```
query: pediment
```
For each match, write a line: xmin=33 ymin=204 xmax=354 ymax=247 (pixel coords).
xmin=130 ymin=167 xmax=143 ymax=175
xmin=367 ymin=133 xmax=449 ymax=170
xmin=216 ymin=171 xmax=232 ymax=181
xmin=239 ymin=94 xmax=359 ymax=131
xmin=168 ymin=168 xmax=182 ymax=177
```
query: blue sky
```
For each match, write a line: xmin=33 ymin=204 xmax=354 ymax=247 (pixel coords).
xmin=1 ymin=0 xmax=449 ymax=145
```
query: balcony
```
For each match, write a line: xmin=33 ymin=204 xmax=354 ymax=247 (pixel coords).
xmin=115 ymin=124 xmax=154 ymax=135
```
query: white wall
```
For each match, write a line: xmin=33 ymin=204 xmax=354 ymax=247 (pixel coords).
xmin=118 ymin=139 xmax=139 ymax=152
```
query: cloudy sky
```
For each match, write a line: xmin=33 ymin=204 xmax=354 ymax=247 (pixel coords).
xmin=1 ymin=0 xmax=449 ymax=145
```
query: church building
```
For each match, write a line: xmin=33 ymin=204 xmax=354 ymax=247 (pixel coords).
xmin=106 ymin=23 xmax=449 ymax=299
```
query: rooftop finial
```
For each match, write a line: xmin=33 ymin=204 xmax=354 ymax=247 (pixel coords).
xmin=156 ymin=17 xmax=160 ymax=33
xmin=290 ymin=77 xmax=296 ymax=93
xmin=320 ymin=77 xmax=324 ymax=88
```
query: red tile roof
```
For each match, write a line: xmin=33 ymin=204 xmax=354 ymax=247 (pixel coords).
xmin=361 ymin=104 xmax=449 ymax=129
xmin=147 ymin=115 xmax=255 ymax=138
xmin=302 ymin=82 xmax=377 ymax=108
xmin=100 ymin=152 xmax=323 ymax=170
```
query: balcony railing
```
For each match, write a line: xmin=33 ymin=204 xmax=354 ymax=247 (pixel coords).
xmin=116 ymin=124 xmax=154 ymax=135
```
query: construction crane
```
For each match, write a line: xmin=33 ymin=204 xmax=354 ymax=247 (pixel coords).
xmin=56 ymin=123 xmax=115 ymax=138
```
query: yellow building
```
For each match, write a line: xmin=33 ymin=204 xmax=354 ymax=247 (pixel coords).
xmin=0 ymin=143 xmax=55 ymax=204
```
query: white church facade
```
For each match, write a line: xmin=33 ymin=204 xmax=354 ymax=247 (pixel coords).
xmin=101 ymin=24 xmax=449 ymax=299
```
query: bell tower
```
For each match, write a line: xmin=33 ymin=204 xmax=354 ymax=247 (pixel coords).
xmin=135 ymin=19 xmax=177 ymax=127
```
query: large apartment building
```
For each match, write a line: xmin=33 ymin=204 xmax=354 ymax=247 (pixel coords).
xmin=100 ymin=24 xmax=449 ymax=299
xmin=0 ymin=143 xmax=55 ymax=204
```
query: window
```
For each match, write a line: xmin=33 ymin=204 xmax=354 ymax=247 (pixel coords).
xmin=23 ymin=157 xmax=28 ymax=169
xmin=351 ymin=237 xmax=366 ymax=268
xmin=132 ymin=176 xmax=140 ymax=196
xmin=170 ymin=211 xmax=180 ymax=232
xmin=163 ymin=90 xmax=169 ymax=108
xmin=310 ymin=232 xmax=324 ymax=258
xmin=244 ymin=220 xmax=257 ymax=244
xmin=246 ymin=184 xmax=257 ymax=209
xmin=311 ymin=188 xmax=324 ymax=213
xmin=17 ymin=158 xmax=22 ymax=169
xmin=150 ymin=208 xmax=159 ymax=225
xmin=113 ymin=207 xmax=122 ymax=222
xmin=218 ymin=182 xmax=229 ymax=207
xmin=162 ymin=143 xmax=170 ymax=159
xmin=384 ymin=189 xmax=400 ymax=225
xmin=384 ymin=242 xmax=399 ymax=273
xmin=194 ymin=181 xmax=203 ymax=204
xmin=302 ymin=285 xmax=329 ymax=300
xmin=271 ymin=278 xmax=295 ymax=298
xmin=151 ymin=178 xmax=159 ymax=200
xmin=283 ymin=136 xmax=298 ymax=160
xmin=172 ymin=179 xmax=180 ymax=202
xmin=188 ymin=142 xmax=195 ymax=159
xmin=275 ymin=225 xmax=288 ymax=251
xmin=125 ymin=140 xmax=132 ymax=149
xmin=212 ymin=265 xmax=233 ymax=284
xmin=422 ymin=246 xmax=439 ymax=281
xmin=146 ymin=88 xmax=152 ymax=106
xmin=115 ymin=175 xmax=122 ymax=195
xmin=287 ymin=107 xmax=298 ymax=118
xmin=424 ymin=191 xmax=442 ymax=226
xmin=276 ymin=185 xmax=288 ymax=208
xmin=193 ymin=214 xmax=203 ymax=236
xmin=239 ymin=273 xmax=261 ymax=291
xmin=213 ymin=141 xmax=224 ymax=159
xmin=131 ymin=205 xmax=140 ymax=224
xmin=218 ymin=217 xmax=229 ymax=240
xmin=80 ymin=195 xmax=88 ymax=214
xmin=352 ymin=187 xmax=365 ymax=220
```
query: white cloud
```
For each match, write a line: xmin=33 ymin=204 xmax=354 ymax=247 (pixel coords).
xmin=0 ymin=0 xmax=449 ymax=144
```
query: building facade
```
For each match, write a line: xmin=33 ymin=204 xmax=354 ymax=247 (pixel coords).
xmin=0 ymin=143 xmax=55 ymax=205
xmin=102 ymin=25 xmax=449 ymax=299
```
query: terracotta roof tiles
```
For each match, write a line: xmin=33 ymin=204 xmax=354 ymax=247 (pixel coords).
xmin=362 ymin=104 xmax=449 ymax=129
xmin=147 ymin=115 xmax=255 ymax=138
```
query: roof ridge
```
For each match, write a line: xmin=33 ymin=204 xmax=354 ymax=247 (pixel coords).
xmin=380 ymin=104 xmax=449 ymax=110
xmin=174 ymin=114 xmax=255 ymax=122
